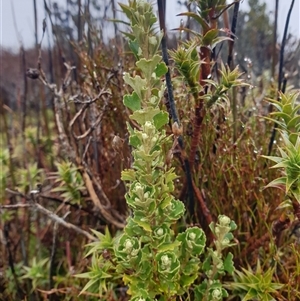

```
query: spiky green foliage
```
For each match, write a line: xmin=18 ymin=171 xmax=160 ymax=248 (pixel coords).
xmin=263 ymin=92 xmax=300 ymax=204
xmin=225 ymin=260 xmax=283 ymax=301
xmin=263 ymin=132 xmax=300 ymax=203
xmin=266 ymin=92 xmax=300 ymax=145
xmin=53 ymin=161 xmax=86 ymax=204
xmin=21 ymin=257 xmax=50 ymax=292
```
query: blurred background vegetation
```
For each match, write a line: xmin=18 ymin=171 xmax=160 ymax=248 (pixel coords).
xmin=0 ymin=0 xmax=299 ymax=300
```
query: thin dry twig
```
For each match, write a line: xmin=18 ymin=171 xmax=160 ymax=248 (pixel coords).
xmin=69 ymin=90 xmax=111 ymax=140
xmin=79 ymin=163 xmax=125 ymax=228
xmin=2 ymin=189 xmax=97 ymax=241
xmin=26 ymin=41 xmax=125 ymax=229
xmin=34 ymin=203 xmax=97 ymax=240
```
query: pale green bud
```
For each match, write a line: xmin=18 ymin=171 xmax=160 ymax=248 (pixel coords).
xmin=134 ymin=183 xmax=144 ymax=198
xmin=187 ymin=240 xmax=193 ymax=249
xmin=144 ymin=121 xmax=155 ymax=134
xmin=142 ymin=133 xmax=148 ymax=140
xmin=222 ymin=237 xmax=230 ymax=245
xmin=151 ymin=136 xmax=157 ymax=144
xmin=161 ymin=255 xmax=171 ymax=269
xmin=157 ymin=228 xmax=164 ymax=236
xmin=188 ymin=232 xmax=196 ymax=240
xmin=219 ymin=215 xmax=231 ymax=227
xmin=149 ymin=36 xmax=157 ymax=45
xmin=212 ymin=288 xmax=222 ymax=300
xmin=145 ymin=121 xmax=152 ymax=128
xmin=124 ymin=239 xmax=133 ymax=253
xmin=131 ymin=249 xmax=139 ymax=257
xmin=150 ymin=95 xmax=156 ymax=103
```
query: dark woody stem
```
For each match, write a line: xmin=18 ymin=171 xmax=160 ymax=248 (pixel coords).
xmin=157 ymin=0 xmax=195 ymax=218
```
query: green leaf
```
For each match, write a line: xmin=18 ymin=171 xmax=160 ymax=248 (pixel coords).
xmin=180 ymin=273 xmax=199 ymax=287
xmin=261 ymin=155 xmax=284 ymax=164
xmin=264 ymin=177 xmax=286 ymax=191
xmin=164 ymin=168 xmax=178 ymax=182
xmin=129 ymin=39 xmax=141 ymax=58
xmin=177 ymin=12 xmax=209 ymax=31
xmin=276 ymin=198 xmax=293 ymax=210
xmin=289 ymin=133 xmax=299 ymax=145
xmin=156 ymin=251 xmax=180 ymax=280
xmin=287 ymin=115 xmax=300 ymax=130
xmin=202 ymin=254 xmax=212 ymax=272
xmin=155 ymin=62 xmax=168 ymax=77
xmin=133 ymin=218 xmax=152 ymax=232
xmin=136 ymin=55 xmax=162 ymax=81
xmin=130 ymin=108 xmax=160 ymax=125
xmin=123 ymin=73 xmax=147 ymax=100
xmin=167 ymin=199 xmax=185 ymax=221
xmin=125 ymin=217 xmax=146 ymax=237
xmin=243 ymin=289 xmax=260 ymax=301
xmin=271 ymin=111 xmax=291 ymax=124
xmin=230 ymin=220 xmax=238 ymax=231
xmin=129 ymin=135 xmax=141 ymax=148
xmin=223 ymin=252 xmax=235 ymax=275
xmin=124 ymin=92 xmax=141 ymax=111
xmin=110 ymin=19 xmax=130 ymax=26
xmin=286 ymin=177 xmax=300 ymax=196
xmin=121 ymin=30 xmax=136 ymax=41
xmin=153 ymin=111 xmax=169 ymax=129
xmin=79 ymin=277 xmax=100 ymax=295
xmin=121 ymin=169 xmax=136 ymax=182
xmin=282 ymin=103 xmax=293 ymax=115
xmin=211 ymin=36 xmax=232 ymax=49
xmin=267 ymin=100 xmax=283 ymax=112
xmin=291 ymin=103 xmax=300 ymax=116
xmin=157 ymin=241 xmax=181 ymax=252
xmin=119 ymin=2 xmax=134 ymax=20
xmin=202 ymin=29 xmax=219 ymax=46
xmin=177 ymin=227 xmax=206 ymax=255
xmin=136 ymin=260 xmax=153 ymax=281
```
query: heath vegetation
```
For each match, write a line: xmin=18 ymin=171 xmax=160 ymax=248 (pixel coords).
xmin=0 ymin=0 xmax=299 ymax=300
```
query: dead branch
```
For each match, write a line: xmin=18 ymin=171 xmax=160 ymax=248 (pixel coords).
xmin=26 ymin=46 xmax=125 ymax=229
xmin=2 ymin=189 xmax=97 ymax=241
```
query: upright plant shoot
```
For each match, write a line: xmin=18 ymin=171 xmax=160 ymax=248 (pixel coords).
xmin=78 ymin=1 xmax=236 ymax=300
xmin=117 ymin=1 xmax=199 ymax=299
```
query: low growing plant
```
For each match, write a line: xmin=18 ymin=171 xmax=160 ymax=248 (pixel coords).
xmin=52 ymin=161 xmax=86 ymax=205
xmin=225 ymin=260 xmax=283 ymax=301
xmin=21 ymin=257 xmax=50 ymax=292
xmin=78 ymin=1 xmax=237 ymax=300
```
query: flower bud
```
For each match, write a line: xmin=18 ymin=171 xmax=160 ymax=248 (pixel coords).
xmin=172 ymin=122 xmax=183 ymax=136
xmin=218 ymin=215 xmax=231 ymax=227
xmin=212 ymin=288 xmax=222 ymax=300
xmin=124 ymin=239 xmax=133 ymax=253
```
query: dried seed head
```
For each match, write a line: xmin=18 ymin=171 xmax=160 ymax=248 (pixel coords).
xmin=112 ymin=135 xmax=124 ymax=152
xmin=102 ymin=249 xmax=111 ymax=260
xmin=26 ymin=68 xmax=40 ymax=80
xmin=172 ymin=122 xmax=183 ymax=136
